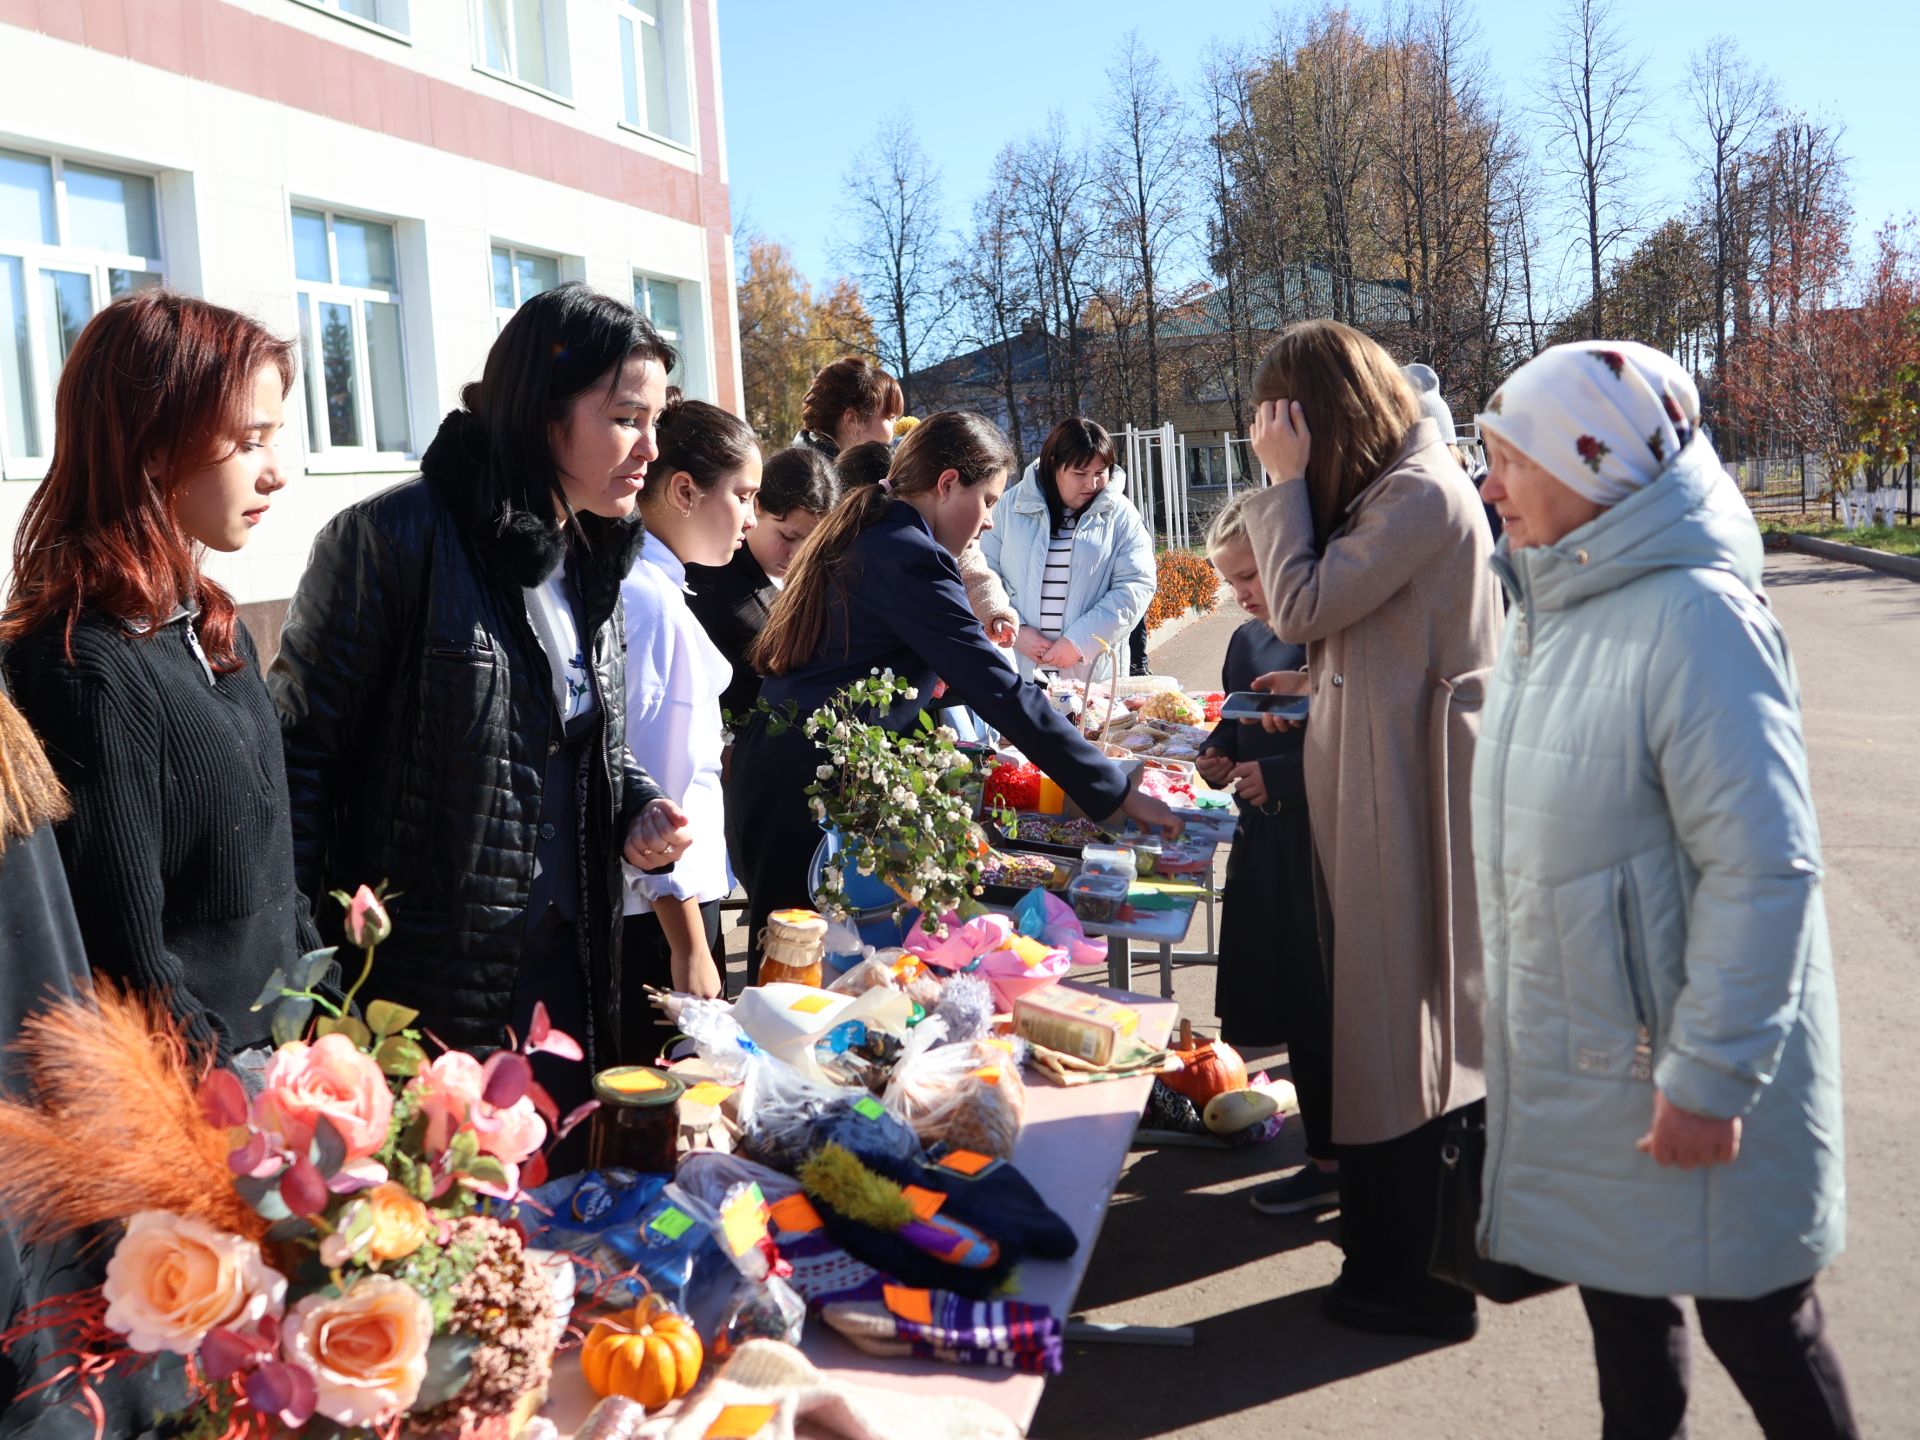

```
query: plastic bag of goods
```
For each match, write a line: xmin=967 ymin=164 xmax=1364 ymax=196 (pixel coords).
xmin=882 ymin=1022 xmax=1028 ymax=1160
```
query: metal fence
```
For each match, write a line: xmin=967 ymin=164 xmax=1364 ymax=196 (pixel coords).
xmin=1730 ymin=454 xmax=1917 ymax=524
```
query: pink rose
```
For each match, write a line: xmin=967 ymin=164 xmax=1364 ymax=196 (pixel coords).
xmin=343 ymin=884 xmax=392 ymax=948
xmin=252 ymin=1033 xmax=394 ymax=1165
xmin=102 ymin=1212 xmax=286 ymax=1355
xmin=281 ymin=1276 xmax=434 ymax=1427
xmin=406 ymin=1053 xmax=546 ymax=1167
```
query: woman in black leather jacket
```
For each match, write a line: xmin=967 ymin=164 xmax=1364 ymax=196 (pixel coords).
xmin=270 ymin=285 xmax=692 ymax=1088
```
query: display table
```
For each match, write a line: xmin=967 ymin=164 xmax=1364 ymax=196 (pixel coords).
xmin=542 ymin=985 xmax=1178 ymax=1436
xmin=1082 ymin=809 xmax=1235 ymax=997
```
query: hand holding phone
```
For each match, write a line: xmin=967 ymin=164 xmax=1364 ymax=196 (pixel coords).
xmin=1219 ymin=690 xmax=1310 ymax=725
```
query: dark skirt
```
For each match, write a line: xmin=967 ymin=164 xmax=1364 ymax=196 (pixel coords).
xmin=724 ymin=712 xmax=830 ymax=984
xmin=1215 ymin=803 xmax=1317 ymax=1047
xmin=620 ymin=901 xmax=724 ymax=1062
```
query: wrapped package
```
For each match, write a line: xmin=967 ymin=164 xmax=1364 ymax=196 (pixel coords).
xmin=883 ymin=1024 xmax=1027 ymax=1160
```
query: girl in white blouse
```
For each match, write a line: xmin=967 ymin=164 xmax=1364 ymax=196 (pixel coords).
xmin=620 ymin=396 xmax=762 ymax=1042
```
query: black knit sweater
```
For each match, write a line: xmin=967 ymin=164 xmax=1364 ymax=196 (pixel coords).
xmin=4 ymin=611 xmax=317 ymax=1058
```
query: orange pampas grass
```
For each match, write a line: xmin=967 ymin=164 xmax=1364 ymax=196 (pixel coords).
xmin=0 ymin=982 xmax=267 ymax=1243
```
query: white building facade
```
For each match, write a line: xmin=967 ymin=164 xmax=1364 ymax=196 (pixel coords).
xmin=0 ymin=0 xmax=740 ymax=645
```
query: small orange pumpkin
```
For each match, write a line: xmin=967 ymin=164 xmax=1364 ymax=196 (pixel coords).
xmin=1162 ymin=1018 xmax=1248 ymax=1105
xmin=580 ymin=1294 xmax=704 ymax=1410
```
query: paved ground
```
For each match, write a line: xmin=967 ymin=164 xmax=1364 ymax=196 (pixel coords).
xmin=719 ymin=554 xmax=1918 ymax=1438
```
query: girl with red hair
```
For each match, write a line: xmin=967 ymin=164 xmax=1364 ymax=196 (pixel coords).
xmin=1 ymin=289 xmax=319 ymax=1061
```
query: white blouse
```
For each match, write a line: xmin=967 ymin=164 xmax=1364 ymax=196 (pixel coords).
xmin=620 ymin=532 xmax=735 ymax=913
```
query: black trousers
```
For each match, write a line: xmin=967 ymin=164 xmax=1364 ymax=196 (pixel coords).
xmin=620 ymin=900 xmax=723 ymax=1063
xmin=1579 ymin=1281 xmax=1859 ymax=1440
xmin=725 ymin=712 xmax=828 ymax=984
xmin=1337 ymin=1104 xmax=1477 ymax=1314
xmin=1128 ymin=619 xmax=1150 ymax=675
xmin=507 ymin=905 xmax=595 ymax=1175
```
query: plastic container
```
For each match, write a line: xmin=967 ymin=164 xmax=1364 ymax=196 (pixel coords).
xmin=1067 ymin=870 xmax=1129 ymax=924
xmin=1121 ymin=834 xmax=1163 ymax=876
xmin=1079 ymin=843 xmax=1138 ymax=883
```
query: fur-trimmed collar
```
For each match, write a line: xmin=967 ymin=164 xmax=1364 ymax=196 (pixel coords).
xmin=419 ymin=408 xmax=647 ymax=596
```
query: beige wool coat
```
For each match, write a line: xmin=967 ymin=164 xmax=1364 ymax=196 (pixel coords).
xmin=1243 ymin=418 xmax=1503 ymax=1145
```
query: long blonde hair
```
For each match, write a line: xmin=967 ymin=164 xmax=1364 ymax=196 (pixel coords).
xmin=0 ymin=690 xmax=69 ymax=854
xmin=1253 ymin=319 xmax=1420 ymax=543
xmin=749 ymin=411 xmax=1013 ymax=677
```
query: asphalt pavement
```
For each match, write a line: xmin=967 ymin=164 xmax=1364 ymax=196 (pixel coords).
xmin=1027 ymin=553 xmax=1920 ymax=1439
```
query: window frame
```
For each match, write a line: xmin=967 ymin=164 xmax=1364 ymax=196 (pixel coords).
xmin=489 ymin=241 xmax=563 ymax=329
xmin=287 ymin=0 xmax=413 ymax=43
xmin=615 ymin=0 xmax=695 ymax=152
xmin=470 ymin=0 xmax=575 ymax=105
xmin=0 ymin=149 xmax=165 ymax=478
xmin=290 ymin=203 xmax=415 ymax=468
xmin=633 ymin=270 xmax=692 ymax=390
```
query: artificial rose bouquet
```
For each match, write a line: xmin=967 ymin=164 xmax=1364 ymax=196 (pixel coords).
xmin=0 ymin=885 xmax=594 ymax=1438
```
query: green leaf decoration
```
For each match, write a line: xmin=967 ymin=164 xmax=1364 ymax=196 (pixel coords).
xmin=447 ymin=1129 xmax=480 ymax=1175
xmin=294 ymin=948 xmax=338 ymax=991
xmin=271 ymin=996 xmax=315 ymax=1048
xmin=365 ymin=1000 xmax=420 ymax=1037
xmin=461 ymin=1156 xmax=511 ymax=1190
xmin=375 ymin=1035 xmax=428 ymax=1078
xmin=412 ymin=1334 xmax=479 ymax=1411
xmin=234 ymin=1173 xmax=292 ymax=1222
xmin=249 ymin=968 xmax=289 ymax=1014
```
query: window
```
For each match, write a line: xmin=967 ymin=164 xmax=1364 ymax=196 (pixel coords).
xmin=291 ymin=206 xmax=411 ymax=458
xmin=633 ymin=272 xmax=686 ymax=386
xmin=618 ymin=0 xmax=692 ymax=146
xmin=0 ymin=148 xmax=162 ymax=467
xmin=474 ymin=0 xmax=571 ymax=99
xmin=490 ymin=243 xmax=560 ymax=327
xmin=290 ymin=0 xmax=411 ymax=36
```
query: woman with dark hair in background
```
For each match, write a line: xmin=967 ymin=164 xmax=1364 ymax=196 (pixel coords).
xmin=795 ymin=356 xmax=904 ymax=459
xmin=1240 ymin=318 xmax=1501 ymax=1340
xmin=619 ymin=397 xmax=762 ymax=1042
xmin=2 ymin=290 xmax=318 ymax=1062
xmin=727 ymin=411 xmax=1183 ymax=977
xmin=982 ymin=417 xmax=1155 ymax=683
xmin=271 ymin=283 xmax=692 ymax=1097
xmin=686 ymin=445 xmax=840 ymax=725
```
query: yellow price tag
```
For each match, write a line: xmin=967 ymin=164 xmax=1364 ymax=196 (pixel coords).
xmin=788 ymin=993 xmax=834 ymax=1015
xmin=602 ymin=1069 xmax=667 ymax=1095
xmin=718 ymin=1183 xmax=770 ymax=1258
xmin=680 ymin=1081 xmax=735 ymax=1108
xmin=705 ymin=1404 xmax=777 ymax=1439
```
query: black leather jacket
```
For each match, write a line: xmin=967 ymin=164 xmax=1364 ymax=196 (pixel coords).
xmin=269 ymin=410 xmax=664 ymax=1059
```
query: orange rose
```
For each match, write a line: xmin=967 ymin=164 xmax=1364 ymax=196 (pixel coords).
xmin=364 ymin=1183 xmax=431 ymax=1264
xmin=282 ymin=1276 xmax=433 ymax=1427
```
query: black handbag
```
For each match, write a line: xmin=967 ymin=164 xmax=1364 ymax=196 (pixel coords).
xmin=1428 ymin=1106 xmax=1565 ymax=1304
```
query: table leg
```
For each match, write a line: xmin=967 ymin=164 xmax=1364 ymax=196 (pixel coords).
xmin=1107 ymin=933 xmax=1132 ymax=991
xmin=1159 ymin=943 xmax=1173 ymax=998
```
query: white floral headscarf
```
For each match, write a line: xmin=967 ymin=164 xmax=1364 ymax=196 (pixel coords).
xmin=1475 ymin=340 xmax=1700 ymax=506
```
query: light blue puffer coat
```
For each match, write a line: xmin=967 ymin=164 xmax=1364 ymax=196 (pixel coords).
xmin=978 ymin=473 xmax=1156 ymax=685
xmin=1471 ymin=436 xmax=1845 ymax=1299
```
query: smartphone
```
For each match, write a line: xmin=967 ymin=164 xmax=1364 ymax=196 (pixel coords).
xmin=1219 ymin=690 xmax=1310 ymax=723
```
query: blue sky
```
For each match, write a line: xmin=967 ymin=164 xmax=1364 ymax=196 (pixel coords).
xmin=718 ymin=0 xmax=1912 ymax=312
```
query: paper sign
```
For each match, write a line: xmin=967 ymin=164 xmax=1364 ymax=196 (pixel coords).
xmin=648 ymin=1206 xmax=695 ymax=1241
xmin=853 ymin=1096 xmax=886 ymax=1121
xmin=680 ymin=1081 xmax=736 ymax=1108
xmin=901 ymin=1185 xmax=946 ymax=1221
xmin=705 ymin=1404 xmax=777 ymax=1439
xmin=938 ymin=1149 xmax=995 ymax=1176
xmin=882 ymin=1285 xmax=934 ymax=1325
xmin=768 ymin=1193 xmax=824 ymax=1235
xmin=788 ymin=993 xmax=835 ymax=1015
xmin=603 ymin=1069 xmax=668 ymax=1095
xmin=718 ymin=1183 xmax=770 ymax=1258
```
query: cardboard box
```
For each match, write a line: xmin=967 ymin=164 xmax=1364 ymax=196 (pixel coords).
xmin=1014 ymin=987 xmax=1140 ymax=1066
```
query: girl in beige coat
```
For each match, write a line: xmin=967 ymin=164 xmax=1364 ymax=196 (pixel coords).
xmin=1240 ymin=321 xmax=1502 ymax=1341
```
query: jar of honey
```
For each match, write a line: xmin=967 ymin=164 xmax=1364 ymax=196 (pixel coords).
xmin=757 ymin=908 xmax=828 ymax=988
xmin=586 ymin=1066 xmax=685 ymax=1174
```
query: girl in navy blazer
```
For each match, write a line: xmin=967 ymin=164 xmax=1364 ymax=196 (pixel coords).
xmin=727 ymin=411 xmax=1182 ymax=978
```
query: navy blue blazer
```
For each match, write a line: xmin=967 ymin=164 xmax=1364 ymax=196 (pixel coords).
xmin=760 ymin=501 xmax=1132 ymax=819
xmin=1202 ymin=619 xmax=1309 ymax=811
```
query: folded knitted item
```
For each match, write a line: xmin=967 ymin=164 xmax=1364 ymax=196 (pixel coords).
xmin=868 ymin=1146 xmax=1077 ymax=1262
xmin=820 ymin=1287 xmax=1064 ymax=1375
xmin=797 ymin=1144 xmax=1012 ymax=1300
xmin=643 ymin=1338 xmax=1019 ymax=1440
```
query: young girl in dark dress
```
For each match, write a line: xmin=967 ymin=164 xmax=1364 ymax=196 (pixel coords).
xmin=1196 ymin=495 xmax=1337 ymax=1215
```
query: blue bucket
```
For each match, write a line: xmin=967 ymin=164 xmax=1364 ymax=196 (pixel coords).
xmin=808 ymin=828 xmax=917 ymax=955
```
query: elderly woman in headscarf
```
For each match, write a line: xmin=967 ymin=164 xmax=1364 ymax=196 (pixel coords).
xmin=1471 ymin=341 xmax=1856 ymax=1440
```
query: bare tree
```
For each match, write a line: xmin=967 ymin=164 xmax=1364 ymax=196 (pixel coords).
xmin=956 ymin=145 xmax=1035 ymax=462
xmin=1686 ymin=38 xmax=1776 ymax=387
xmin=1012 ymin=115 xmax=1099 ymax=417
xmin=837 ymin=111 xmax=955 ymax=411
xmin=1098 ymin=30 xmax=1192 ymax=428
xmin=1200 ymin=41 xmax=1258 ymax=438
xmin=1537 ymin=0 xmax=1653 ymax=338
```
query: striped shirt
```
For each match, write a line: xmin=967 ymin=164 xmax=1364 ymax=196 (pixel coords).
xmin=1037 ymin=513 xmax=1078 ymax=639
